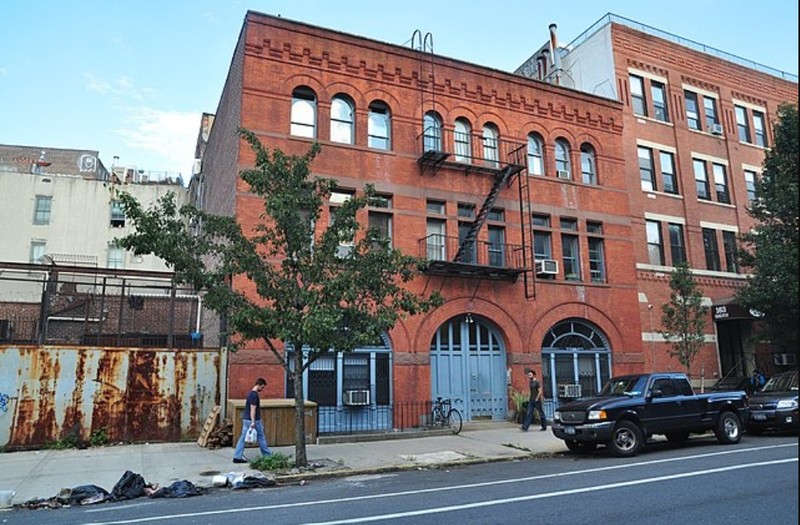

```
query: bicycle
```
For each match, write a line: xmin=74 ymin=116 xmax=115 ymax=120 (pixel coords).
xmin=431 ymin=397 xmax=463 ymax=434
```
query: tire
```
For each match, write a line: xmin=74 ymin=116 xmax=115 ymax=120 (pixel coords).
xmin=714 ymin=411 xmax=742 ymax=444
xmin=665 ymin=431 xmax=690 ymax=445
xmin=608 ymin=421 xmax=643 ymax=458
xmin=447 ymin=409 xmax=463 ymax=434
xmin=565 ymin=440 xmax=597 ymax=454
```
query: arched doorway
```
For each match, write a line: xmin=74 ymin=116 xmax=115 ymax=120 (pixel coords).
xmin=540 ymin=318 xmax=612 ymax=414
xmin=430 ymin=314 xmax=507 ymax=420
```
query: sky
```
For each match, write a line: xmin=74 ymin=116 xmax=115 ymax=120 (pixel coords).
xmin=1 ymin=1 xmax=797 ymax=182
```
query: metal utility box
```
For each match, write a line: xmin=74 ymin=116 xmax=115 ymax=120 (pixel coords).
xmin=228 ymin=398 xmax=317 ymax=447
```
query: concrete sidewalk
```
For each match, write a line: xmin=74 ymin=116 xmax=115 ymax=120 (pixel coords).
xmin=1 ymin=421 xmax=564 ymax=506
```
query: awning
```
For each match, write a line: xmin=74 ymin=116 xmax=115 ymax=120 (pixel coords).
xmin=712 ymin=297 xmax=763 ymax=321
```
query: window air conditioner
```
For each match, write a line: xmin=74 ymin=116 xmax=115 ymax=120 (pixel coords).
xmin=535 ymin=259 xmax=559 ymax=275
xmin=710 ymin=123 xmax=723 ymax=135
xmin=773 ymin=353 xmax=797 ymax=366
xmin=556 ymin=170 xmax=571 ymax=180
xmin=557 ymin=384 xmax=582 ymax=398
xmin=192 ymin=159 xmax=202 ymax=175
xmin=343 ymin=390 xmax=370 ymax=406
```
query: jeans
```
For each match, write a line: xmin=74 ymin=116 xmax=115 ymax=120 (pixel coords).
xmin=233 ymin=419 xmax=271 ymax=459
xmin=521 ymin=399 xmax=547 ymax=430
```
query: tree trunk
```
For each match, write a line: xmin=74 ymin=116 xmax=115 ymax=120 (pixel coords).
xmin=292 ymin=351 xmax=308 ymax=467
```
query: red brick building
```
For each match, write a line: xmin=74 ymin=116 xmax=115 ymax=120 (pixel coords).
xmin=198 ymin=11 xmax=796 ymax=430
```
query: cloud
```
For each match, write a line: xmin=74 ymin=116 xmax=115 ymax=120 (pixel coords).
xmin=115 ymin=107 xmax=198 ymax=176
xmin=84 ymin=73 xmax=154 ymax=101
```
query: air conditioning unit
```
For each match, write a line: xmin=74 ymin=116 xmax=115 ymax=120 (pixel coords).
xmin=710 ymin=123 xmax=723 ymax=135
xmin=535 ymin=259 xmax=559 ymax=275
xmin=773 ymin=353 xmax=797 ymax=366
xmin=192 ymin=159 xmax=202 ymax=175
xmin=556 ymin=170 xmax=571 ymax=180
xmin=343 ymin=390 xmax=370 ymax=406
xmin=558 ymin=384 xmax=582 ymax=398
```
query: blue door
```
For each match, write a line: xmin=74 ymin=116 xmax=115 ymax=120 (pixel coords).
xmin=430 ymin=314 xmax=507 ymax=420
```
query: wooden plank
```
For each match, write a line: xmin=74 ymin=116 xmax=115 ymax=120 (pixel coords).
xmin=196 ymin=405 xmax=220 ymax=447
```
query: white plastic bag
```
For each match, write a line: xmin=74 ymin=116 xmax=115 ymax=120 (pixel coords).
xmin=244 ymin=426 xmax=258 ymax=444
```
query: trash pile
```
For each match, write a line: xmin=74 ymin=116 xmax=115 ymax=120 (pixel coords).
xmin=212 ymin=471 xmax=276 ymax=490
xmin=18 ymin=470 xmax=203 ymax=510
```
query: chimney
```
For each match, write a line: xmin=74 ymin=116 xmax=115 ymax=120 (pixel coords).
xmin=548 ymin=23 xmax=562 ymax=85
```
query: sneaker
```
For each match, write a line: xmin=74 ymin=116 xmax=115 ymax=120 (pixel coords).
xmin=540 ymin=427 xmax=547 ymax=431
xmin=233 ymin=458 xmax=248 ymax=464
xmin=519 ymin=426 xmax=528 ymax=432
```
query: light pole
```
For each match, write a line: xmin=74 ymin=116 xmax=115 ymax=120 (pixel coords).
xmin=648 ymin=304 xmax=655 ymax=372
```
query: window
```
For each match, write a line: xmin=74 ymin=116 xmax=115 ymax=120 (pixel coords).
xmin=580 ymin=144 xmax=597 ymax=184
xmin=457 ymin=202 xmax=475 ymax=219
xmin=487 ymin=226 xmax=505 ymax=267
xmin=527 ymin=134 xmax=544 ymax=176
xmin=482 ymin=124 xmax=499 ymax=167
xmin=735 ymin=105 xmax=751 ymax=143
xmin=426 ymin=219 xmax=446 ymax=260
xmin=753 ymin=111 xmax=767 ymax=147
xmin=722 ymin=231 xmax=738 ymax=273
xmin=29 ymin=240 xmax=46 ymax=263
xmin=646 ymin=220 xmax=664 ymax=266
xmin=638 ymin=146 xmax=655 ymax=191
xmin=703 ymin=96 xmax=719 ymax=129
xmin=685 ymin=91 xmax=700 ymax=130
xmin=744 ymin=170 xmax=757 ymax=203
xmin=555 ymin=139 xmax=571 ymax=179
xmin=561 ymin=234 xmax=581 ymax=281
xmin=487 ymin=208 xmax=504 ymax=222
xmin=33 ymin=195 xmax=52 ymax=225
xmin=458 ymin=222 xmax=476 ymax=264
xmin=630 ymin=75 xmax=647 ymax=117
xmin=560 ymin=217 xmax=578 ymax=231
xmin=532 ymin=214 xmax=550 ymax=228
xmin=368 ymin=212 xmax=392 ymax=249
xmin=330 ymin=95 xmax=354 ymax=144
xmin=423 ymin=111 xmax=442 ymax=152
xmin=107 ymin=244 xmax=125 ymax=269
xmin=329 ymin=190 xmax=354 ymax=258
xmin=454 ymin=118 xmax=472 ymax=162
xmin=110 ymin=200 xmax=126 ymax=227
xmin=651 ymin=81 xmax=668 ymax=122
xmin=587 ymin=222 xmax=605 ymax=283
xmin=660 ymin=152 xmax=678 ymax=194
xmin=291 ymin=87 xmax=317 ymax=138
xmin=426 ymin=199 xmax=445 ymax=215
xmin=668 ymin=223 xmax=686 ymax=265
xmin=533 ymin=214 xmax=553 ymax=278
xmin=693 ymin=159 xmax=710 ymax=200
xmin=702 ymin=228 xmax=721 ymax=271
xmin=368 ymin=101 xmax=391 ymax=150
xmin=712 ymin=163 xmax=730 ymax=204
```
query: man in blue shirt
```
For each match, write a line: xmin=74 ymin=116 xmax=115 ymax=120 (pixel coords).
xmin=233 ymin=378 xmax=272 ymax=463
xmin=520 ymin=368 xmax=547 ymax=432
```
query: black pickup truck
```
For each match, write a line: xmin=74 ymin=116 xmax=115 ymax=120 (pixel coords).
xmin=551 ymin=372 xmax=748 ymax=457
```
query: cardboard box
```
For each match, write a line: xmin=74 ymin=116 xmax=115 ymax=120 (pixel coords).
xmin=228 ymin=398 xmax=317 ymax=447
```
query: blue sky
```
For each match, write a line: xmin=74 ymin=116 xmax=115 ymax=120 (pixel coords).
xmin=1 ymin=1 xmax=797 ymax=181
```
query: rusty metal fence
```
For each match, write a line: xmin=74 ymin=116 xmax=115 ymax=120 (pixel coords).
xmin=0 ymin=261 xmax=203 ymax=348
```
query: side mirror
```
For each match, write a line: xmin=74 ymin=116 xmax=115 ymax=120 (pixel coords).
xmin=648 ymin=389 xmax=663 ymax=399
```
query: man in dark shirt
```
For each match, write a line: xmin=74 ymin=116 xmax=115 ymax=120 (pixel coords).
xmin=520 ymin=368 xmax=547 ymax=431
xmin=233 ymin=377 xmax=272 ymax=463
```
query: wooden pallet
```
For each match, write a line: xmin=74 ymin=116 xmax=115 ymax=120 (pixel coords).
xmin=196 ymin=405 xmax=221 ymax=447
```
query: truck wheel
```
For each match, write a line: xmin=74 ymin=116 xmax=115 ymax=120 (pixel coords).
xmin=665 ymin=431 xmax=690 ymax=445
xmin=609 ymin=421 xmax=642 ymax=457
xmin=565 ymin=440 xmax=597 ymax=454
xmin=714 ymin=411 xmax=742 ymax=444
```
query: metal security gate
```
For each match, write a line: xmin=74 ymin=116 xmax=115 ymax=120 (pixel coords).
xmin=430 ymin=314 xmax=507 ymax=420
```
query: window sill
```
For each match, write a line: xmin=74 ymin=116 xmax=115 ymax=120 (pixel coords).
xmin=634 ymin=115 xmax=673 ymax=127
xmin=643 ymin=190 xmax=683 ymax=200
xmin=696 ymin=199 xmax=736 ymax=209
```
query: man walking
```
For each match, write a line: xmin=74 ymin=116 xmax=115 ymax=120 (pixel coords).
xmin=233 ymin=377 xmax=272 ymax=463
xmin=520 ymin=368 xmax=547 ymax=431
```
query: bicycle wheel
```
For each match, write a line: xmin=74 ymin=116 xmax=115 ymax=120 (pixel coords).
xmin=446 ymin=408 xmax=462 ymax=434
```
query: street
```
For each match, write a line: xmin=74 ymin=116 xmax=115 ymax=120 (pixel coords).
xmin=5 ymin=434 xmax=797 ymax=525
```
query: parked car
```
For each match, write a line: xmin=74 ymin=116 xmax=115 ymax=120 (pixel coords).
xmin=746 ymin=370 xmax=799 ymax=435
xmin=551 ymin=372 xmax=748 ymax=457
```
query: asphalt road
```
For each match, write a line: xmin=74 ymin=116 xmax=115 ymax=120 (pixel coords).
xmin=6 ymin=434 xmax=798 ymax=525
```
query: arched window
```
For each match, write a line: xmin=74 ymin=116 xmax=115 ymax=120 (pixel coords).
xmin=454 ymin=118 xmax=472 ymax=162
xmin=483 ymin=123 xmax=499 ymax=167
xmin=555 ymin=139 xmax=571 ymax=179
xmin=423 ymin=111 xmax=442 ymax=152
xmin=290 ymin=86 xmax=317 ymax=138
xmin=330 ymin=94 xmax=355 ymax=144
xmin=368 ymin=101 xmax=391 ymax=150
xmin=527 ymin=133 xmax=544 ymax=176
xmin=580 ymin=143 xmax=597 ymax=184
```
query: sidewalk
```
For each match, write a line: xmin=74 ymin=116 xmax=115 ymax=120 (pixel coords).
xmin=1 ymin=421 xmax=564 ymax=507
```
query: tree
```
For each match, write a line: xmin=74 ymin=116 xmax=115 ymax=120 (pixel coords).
xmin=117 ymin=129 xmax=443 ymax=467
xmin=659 ymin=261 xmax=709 ymax=375
xmin=737 ymin=103 xmax=799 ymax=355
